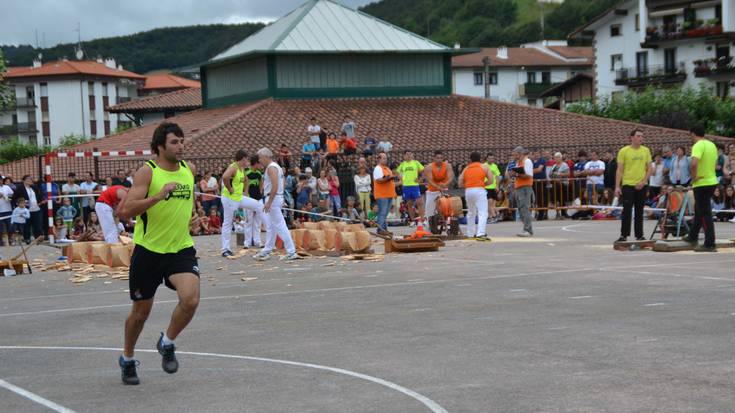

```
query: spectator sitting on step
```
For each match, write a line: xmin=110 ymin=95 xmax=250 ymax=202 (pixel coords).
xmin=208 ymin=207 xmax=222 ymax=234
xmin=71 ymin=217 xmax=86 ymax=240
xmin=712 ymin=186 xmax=726 ymax=222
xmin=54 ymin=217 xmax=68 ymax=241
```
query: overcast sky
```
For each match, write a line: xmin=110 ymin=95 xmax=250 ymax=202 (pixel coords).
xmin=1 ymin=0 xmax=376 ymax=46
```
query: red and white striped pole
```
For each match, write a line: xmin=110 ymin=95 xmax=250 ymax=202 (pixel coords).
xmin=44 ymin=153 xmax=55 ymax=244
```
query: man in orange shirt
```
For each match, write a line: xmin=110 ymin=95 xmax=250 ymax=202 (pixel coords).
xmin=459 ymin=152 xmax=494 ymax=240
xmin=424 ymin=150 xmax=454 ymax=220
xmin=373 ymin=152 xmax=398 ymax=236
xmin=326 ymin=132 xmax=340 ymax=163
xmin=511 ymin=146 xmax=534 ymax=237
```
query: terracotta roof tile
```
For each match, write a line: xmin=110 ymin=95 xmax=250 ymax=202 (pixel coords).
xmin=108 ymin=88 xmax=202 ymax=113
xmin=453 ymin=47 xmax=592 ymax=68
xmin=142 ymin=74 xmax=201 ymax=90
xmin=4 ymin=60 xmax=144 ymax=80
xmin=547 ymin=46 xmax=594 ymax=60
xmin=3 ymin=95 xmax=730 ymax=179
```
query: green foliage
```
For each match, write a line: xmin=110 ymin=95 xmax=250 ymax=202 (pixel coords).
xmin=1 ymin=23 xmax=264 ymax=73
xmin=58 ymin=134 xmax=89 ymax=148
xmin=0 ymin=50 xmax=12 ymax=110
xmin=361 ymin=0 xmax=618 ymax=47
xmin=567 ymin=87 xmax=735 ymax=137
xmin=0 ymin=138 xmax=50 ymax=164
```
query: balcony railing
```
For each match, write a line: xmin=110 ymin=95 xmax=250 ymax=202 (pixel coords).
xmin=694 ymin=56 xmax=735 ymax=77
xmin=0 ymin=122 xmax=38 ymax=136
xmin=644 ymin=19 xmax=723 ymax=46
xmin=522 ymin=82 xmax=559 ymax=98
xmin=0 ymin=97 xmax=36 ymax=112
xmin=615 ymin=63 xmax=687 ymax=86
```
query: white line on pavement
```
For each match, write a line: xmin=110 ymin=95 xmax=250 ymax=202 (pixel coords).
xmin=0 ymin=378 xmax=77 ymax=413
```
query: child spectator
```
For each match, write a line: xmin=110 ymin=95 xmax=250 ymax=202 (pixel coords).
xmin=71 ymin=217 xmax=86 ymax=240
xmin=11 ymin=197 xmax=30 ymax=243
xmin=54 ymin=217 xmax=68 ymax=241
xmin=57 ymin=197 xmax=77 ymax=233
xmin=233 ymin=215 xmax=246 ymax=234
xmin=197 ymin=209 xmax=209 ymax=235
xmin=342 ymin=131 xmax=357 ymax=155
xmin=342 ymin=196 xmax=361 ymax=221
xmin=190 ymin=210 xmax=202 ymax=236
xmin=296 ymin=175 xmax=312 ymax=209
xmin=208 ymin=207 xmax=222 ymax=234
xmin=367 ymin=204 xmax=378 ymax=221
xmin=713 ymin=186 xmax=726 ymax=221
xmin=326 ymin=132 xmax=340 ymax=162
xmin=87 ymin=211 xmax=104 ymax=241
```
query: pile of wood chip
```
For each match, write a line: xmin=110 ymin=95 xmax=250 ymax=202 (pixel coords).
xmin=64 ymin=264 xmax=129 ymax=284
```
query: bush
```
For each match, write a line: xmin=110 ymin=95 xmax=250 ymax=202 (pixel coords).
xmin=0 ymin=138 xmax=49 ymax=164
xmin=567 ymin=86 xmax=734 ymax=137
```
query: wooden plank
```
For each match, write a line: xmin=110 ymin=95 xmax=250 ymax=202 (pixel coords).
xmin=653 ymin=239 xmax=735 ymax=252
xmin=613 ymin=239 xmax=656 ymax=251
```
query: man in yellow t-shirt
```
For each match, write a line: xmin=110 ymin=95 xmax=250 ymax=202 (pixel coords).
xmin=397 ymin=151 xmax=425 ymax=226
xmin=685 ymin=125 xmax=718 ymax=252
xmin=615 ymin=129 xmax=653 ymax=242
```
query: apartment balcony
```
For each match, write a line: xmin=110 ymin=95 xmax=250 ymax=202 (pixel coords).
xmin=0 ymin=122 xmax=39 ymax=136
xmin=643 ymin=20 xmax=725 ymax=48
xmin=0 ymin=97 xmax=36 ymax=112
xmin=694 ymin=56 xmax=735 ymax=78
xmin=520 ymin=82 xmax=560 ymax=98
xmin=615 ymin=63 xmax=687 ymax=87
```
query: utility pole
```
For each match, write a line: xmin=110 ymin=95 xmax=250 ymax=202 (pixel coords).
xmin=483 ymin=57 xmax=491 ymax=99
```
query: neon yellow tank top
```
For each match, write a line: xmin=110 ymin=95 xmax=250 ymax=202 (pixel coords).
xmin=133 ymin=160 xmax=194 ymax=254
xmin=484 ymin=162 xmax=500 ymax=190
xmin=222 ymin=162 xmax=245 ymax=201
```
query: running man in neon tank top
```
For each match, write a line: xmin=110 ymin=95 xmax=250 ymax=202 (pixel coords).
xmin=220 ymin=149 xmax=268 ymax=257
xmin=115 ymin=122 xmax=200 ymax=385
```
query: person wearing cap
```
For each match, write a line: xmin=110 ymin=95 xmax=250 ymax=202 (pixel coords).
xmin=511 ymin=146 xmax=534 ymax=237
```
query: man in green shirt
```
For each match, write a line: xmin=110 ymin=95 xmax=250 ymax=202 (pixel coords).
xmin=615 ymin=129 xmax=653 ymax=242
xmin=685 ymin=125 xmax=718 ymax=252
xmin=484 ymin=153 xmax=502 ymax=223
xmin=396 ymin=151 xmax=424 ymax=226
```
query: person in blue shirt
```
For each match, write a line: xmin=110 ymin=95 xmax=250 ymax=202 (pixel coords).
xmin=531 ymin=151 xmax=548 ymax=220
xmin=301 ymin=136 xmax=317 ymax=171
xmin=666 ymin=146 xmax=691 ymax=186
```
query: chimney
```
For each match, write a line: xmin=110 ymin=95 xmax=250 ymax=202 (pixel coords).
xmin=497 ymin=47 xmax=508 ymax=60
xmin=32 ymin=58 xmax=42 ymax=68
xmin=117 ymin=64 xmax=123 ymax=71
xmin=104 ymin=58 xmax=116 ymax=69
xmin=454 ymin=42 xmax=461 ymax=49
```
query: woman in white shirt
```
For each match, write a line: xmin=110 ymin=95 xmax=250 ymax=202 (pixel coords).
xmin=353 ymin=166 xmax=372 ymax=216
xmin=648 ymin=153 xmax=665 ymax=200
xmin=317 ymin=169 xmax=331 ymax=209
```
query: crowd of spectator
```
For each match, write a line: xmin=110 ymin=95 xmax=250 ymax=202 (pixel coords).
xmin=3 ymin=116 xmax=734 ymax=243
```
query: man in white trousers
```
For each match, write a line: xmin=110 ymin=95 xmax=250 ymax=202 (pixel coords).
xmin=220 ymin=150 xmax=267 ymax=257
xmin=253 ymin=147 xmax=299 ymax=261
xmin=423 ymin=150 xmax=454 ymax=221
xmin=458 ymin=151 xmax=494 ymax=241
xmin=95 ymin=184 xmax=129 ymax=243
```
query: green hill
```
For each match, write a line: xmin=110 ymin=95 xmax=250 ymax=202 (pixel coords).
xmin=2 ymin=0 xmax=616 ymax=73
xmin=360 ymin=0 xmax=619 ymax=47
xmin=1 ymin=23 xmax=264 ymax=74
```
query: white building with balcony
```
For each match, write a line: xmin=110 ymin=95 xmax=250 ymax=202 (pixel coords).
xmin=570 ymin=0 xmax=735 ymax=99
xmin=1 ymin=58 xmax=144 ymax=146
xmin=451 ymin=41 xmax=593 ymax=107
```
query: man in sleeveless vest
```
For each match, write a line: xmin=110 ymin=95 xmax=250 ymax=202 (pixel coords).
xmin=252 ymin=147 xmax=299 ymax=261
xmin=220 ymin=149 xmax=268 ymax=257
xmin=243 ymin=156 xmax=264 ymax=248
xmin=459 ymin=152 xmax=494 ymax=240
xmin=116 ymin=122 xmax=200 ymax=385
xmin=424 ymin=150 xmax=454 ymax=221
xmin=512 ymin=146 xmax=535 ymax=237
xmin=95 ymin=184 xmax=129 ymax=243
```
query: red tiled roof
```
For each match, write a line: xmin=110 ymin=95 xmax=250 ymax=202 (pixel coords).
xmin=3 ymin=95 xmax=730 ymax=178
xmin=142 ymin=74 xmax=201 ymax=90
xmin=547 ymin=46 xmax=594 ymax=60
xmin=108 ymin=88 xmax=202 ymax=113
xmin=4 ymin=60 xmax=144 ymax=80
xmin=452 ymin=47 xmax=592 ymax=68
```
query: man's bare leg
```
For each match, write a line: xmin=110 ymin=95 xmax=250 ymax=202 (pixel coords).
xmin=123 ymin=299 xmax=154 ymax=358
xmin=165 ymin=273 xmax=200 ymax=340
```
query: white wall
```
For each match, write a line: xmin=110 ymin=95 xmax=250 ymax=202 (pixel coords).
xmin=595 ymin=1 xmax=731 ymax=98
xmin=454 ymin=67 xmax=578 ymax=106
xmin=48 ymin=80 xmax=85 ymax=145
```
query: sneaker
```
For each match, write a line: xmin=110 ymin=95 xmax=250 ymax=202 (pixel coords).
xmin=694 ymin=245 xmax=717 ymax=253
xmin=376 ymin=229 xmax=393 ymax=237
xmin=221 ymin=250 xmax=234 ymax=258
xmin=280 ymin=252 xmax=301 ymax=261
xmin=253 ymin=251 xmax=271 ymax=261
xmin=118 ymin=356 xmax=140 ymax=385
xmin=635 ymin=236 xmax=647 ymax=241
xmin=474 ymin=235 xmax=492 ymax=242
xmin=516 ymin=231 xmax=533 ymax=238
xmin=730 ymin=217 xmax=735 ymax=223
xmin=241 ymin=245 xmax=250 ymax=250
xmin=156 ymin=333 xmax=179 ymax=374
xmin=682 ymin=237 xmax=698 ymax=246
xmin=615 ymin=236 xmax=627 ymax=243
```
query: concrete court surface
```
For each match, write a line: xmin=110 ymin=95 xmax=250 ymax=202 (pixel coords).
xmin=1 ymin=220 xmax=735 ymax=413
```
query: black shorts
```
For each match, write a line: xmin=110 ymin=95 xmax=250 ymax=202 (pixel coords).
xmin=486 ymin=189 xmax=498 ymax=200
xmin=129 ymin=245 xmax=199 ymax=301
